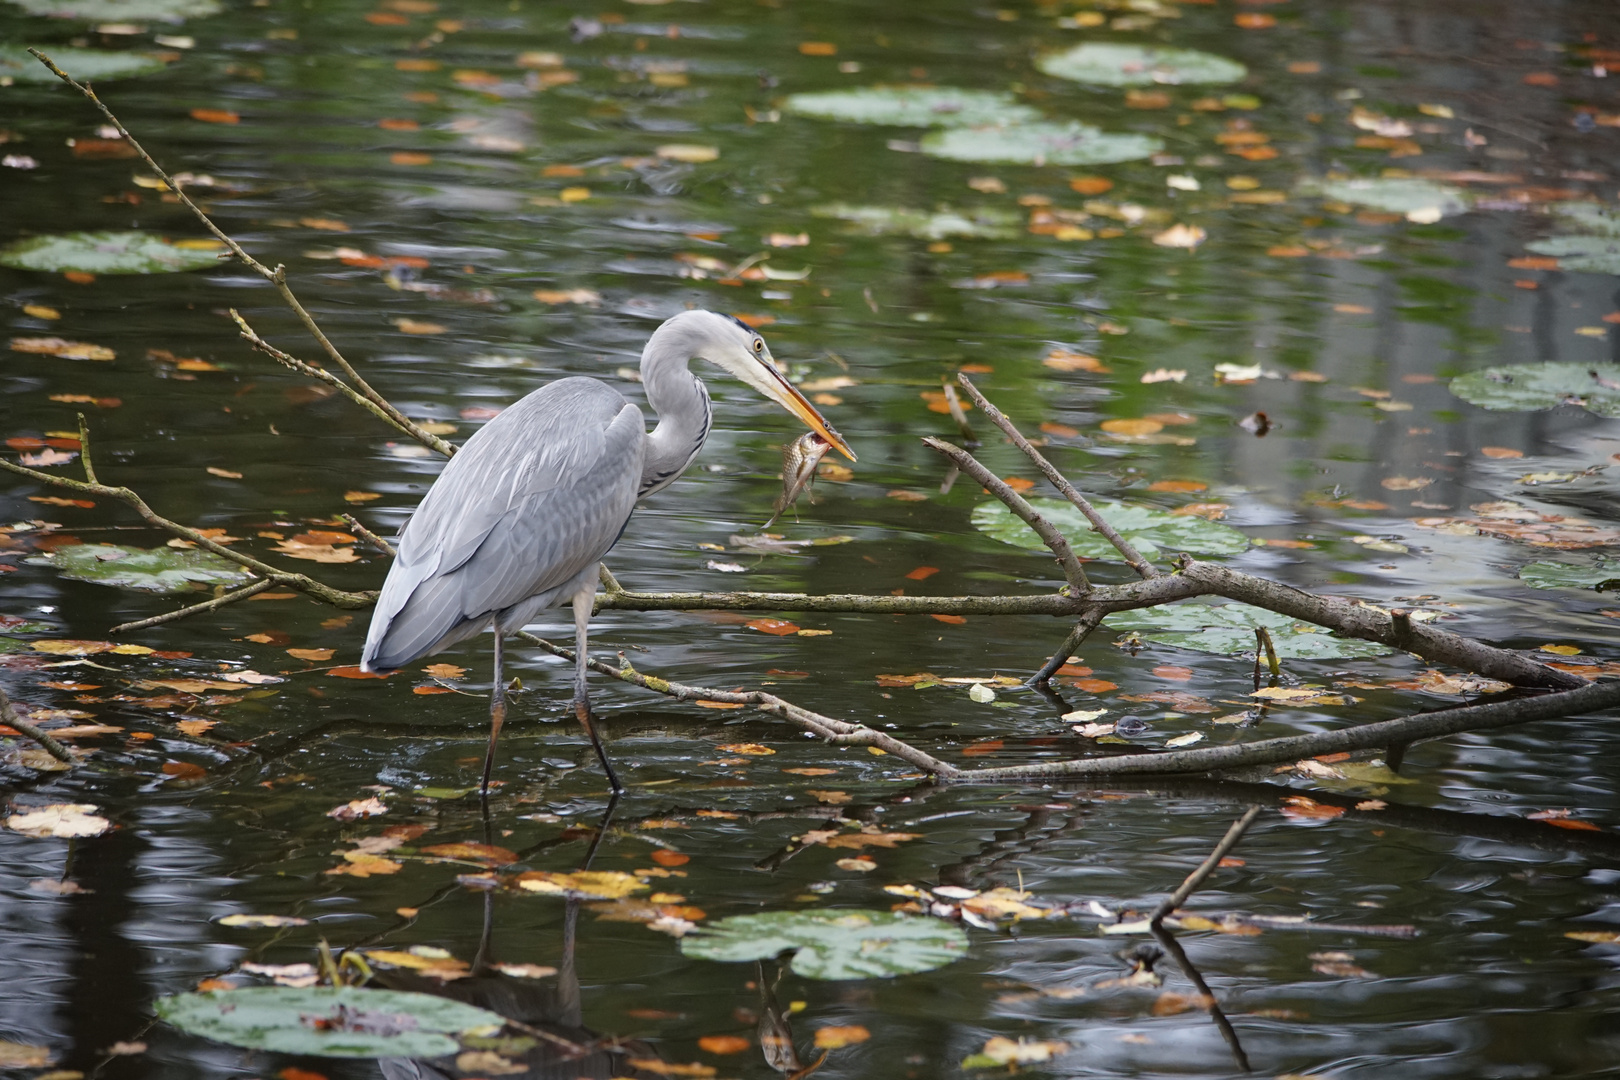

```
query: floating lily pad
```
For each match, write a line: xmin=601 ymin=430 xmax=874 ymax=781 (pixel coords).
xmin=1036 ymin=43 xmax=1247 ymax=87
xmin=680 ymin=910 xmax=968 ymax=981
xmin=1105 ymin=602 xmax=1393 ymax=659
xmin=1449 ymin=363 xmax=1620 ymax=418
xmin=7 ymin=0 xmax=221 ymax=19
xmin=1525 ymin=234 xmax=1620 ymax=275
xmin=1519 ymin=558 xmax=1620 ymax=591
xmin=1549 ymin=202 xmax=1620 ymax=238
xmin=154 ymin=987 xmax=504 ymax=1058
xmin=920 ymin=122 xmax=1163 ymax=165
xmin=0 ymin=231 xmax=225 ymax=275
xmin=1313 ymin=177 xmax=1470 ymax=220
xmin=27 ymin=543 xmax=255 ymax=594
xmin=0 ymin=46 xmax=168 ymax=84
xmin=810 ymin=202 xmax=1020 ymax=240
xmin=783 ymin=86 xmax=1041 ymax=128
xmin=972 ymin=498 xmax=1250 ymax=562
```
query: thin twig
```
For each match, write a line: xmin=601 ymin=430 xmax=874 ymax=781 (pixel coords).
xmin=0 ymin=685 xmax=75 ymax=765
xmin=341 ymin=514 xmax=397 ymax=558
xmin=940 ymin=380 xmax=977 ymax=445
xmin=1151 ymin=805 xmax=1262 ymax=925
xmin=922 ymin=436 xmax=1090 ymax=594
xmin=27 ymin=49 xmax=454 ymax=461
xmin=109 ymin=577 xmax=279 ymax=634
xmin=231 ymin=310 xmax=454 ymax=458
xmin=1030 ymin=604 xmax=1106 ymax=686
xmin=74 ymin=412 xmax=98 ymax=486
xmin=957 ymin=373 xmax=1158 ymax=579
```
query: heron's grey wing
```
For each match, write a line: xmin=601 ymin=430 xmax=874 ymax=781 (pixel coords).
xmin=363 ymin=379 xmax=644 ymax=671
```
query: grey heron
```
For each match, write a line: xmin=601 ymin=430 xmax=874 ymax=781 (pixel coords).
xmin=360 ymin=309 xmax=854 ymax=793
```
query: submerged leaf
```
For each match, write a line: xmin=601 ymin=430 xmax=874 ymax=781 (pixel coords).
xmin=1105 ymin=602 xmax=1393 ymax=659
xmin=153 ymin=987 xmax=504 ymax=1058
xmin=783 ymin=86 xmax=1041 ymax=127
xmin=811 ymin=202 xmax=1020 ymax=240
xmin=1449 ymin=363 xmax=1620 ymax=418
xmin=1038 ymin=43 xmax=1246 ymax=86
xmin=920 ymin=122 xmax=1163 ymax=165
xmin=0 ymin=231 xmax=225 ymax=275
xmin=972 ymin=498 xmax=1249 ymax=562
xmin=681 ymin=909 xmax=967 ymax=980
xmin=26 ymin=543 xmax=254 ymax=594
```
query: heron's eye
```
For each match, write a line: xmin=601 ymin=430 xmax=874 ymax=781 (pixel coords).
xmin=752 ymin=338 xmax=764 ymax=354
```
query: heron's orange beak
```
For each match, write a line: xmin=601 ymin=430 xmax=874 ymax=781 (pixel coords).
xmin=761 ymin=365 xmax=856 ymax=462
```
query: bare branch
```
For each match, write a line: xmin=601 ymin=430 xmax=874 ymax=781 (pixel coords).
xmin=75 ymin=412 xmax=98 ymax=486
xmin=1030 ymin=605 xmax=1108 ymax=686
xmin=109 ymin=578 xmax=279 ymax=635
xmin=1151 ymin=805 xmax=1262 ymax=925
xmin=0 ymin=684 xmax=76 ymax=765
xmin=951 ymin=678 xmax=1620 ymax=782
xmin=231 ymin=310 xmax=454 ymax=458
xmin=27 ymin=49 xmax=454 ymax=460
xmin=340 ymin=513 xmax=397 ymax=558
xmin=922 ymin=436 xmax=1091 ymax=594
xmin=957 ymin=373 xmax=1157 ymax=579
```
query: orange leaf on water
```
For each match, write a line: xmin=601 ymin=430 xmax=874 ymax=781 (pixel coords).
xmin=1152 ymin=665 xmax=1194 ymax=681
xmin=413 ymin=685 xmax=455 ymax=695
xmin=287 ymin=648 xmax=335 ymax=662
xmin=904 ymin=566 xmax=939 ymax=581
xmin=329 ymin=666 xmax=389 ymax=679
xmin=746 ymin=619 xmax=800 ymax=636
xmin=190 ymin=107 xmax=240 ymax=124
xmin=798 ymin=41 xmax=837 ymax=56
xmin=697 ymin=1035 xmax=750 ymax=1055
xmin=651 ymin=850 xmax=690 ymax=867
xmin=930 ymin=614 xmax=967 ymax=625
xmin=1040 ymin=422 xmax=1080 ymax=438
xmin=1069 ymin=176 xmax=1114 ymax=195
xmin=1281 ymin=796 xmax=1346 ymax=821
xmin=1234 ymin=12 xmax=1276 ymax=27
xmin=162 ymin=761 xmax=207 ymax=781
xmin=1070 ymin=678 xmax=1118 ymax=693
xmin=1147 ymin=479 xmax=1207 ymax=493
xmin=962 ymin=740 xmax=1003 ymax=756
xmin=1001 ymin=477 xmax=1036 ymax=492
xmin=814 ymin=1025 xmax=871 ymax=1049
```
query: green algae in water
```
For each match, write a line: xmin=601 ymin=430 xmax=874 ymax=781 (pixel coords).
xmin=919 ymin=121 xmax=1163 ymax=165
xmin=782 ymin=86 xmax=1041 ymax=128
xmin=0 ymin=231 xmax=226 ymax=275
xmin=1036 ymin=43 xmax=1247 ymax=86
xmin=972 ymin=498 xmax=1250 ymax=562
xmin=681 ymin=909 xmax=968 ymax=980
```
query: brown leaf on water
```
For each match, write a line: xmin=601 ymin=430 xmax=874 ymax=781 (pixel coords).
xmin=327 ymin=797 xmax=388 ymax=820
xmin=807 ymin=789 xmax=851 ymax=805
xmin=286 ymin=647 xmax=335 ymax=662
xmin=29 ymin=496 xmax=95 ymax=508
xmin=162 ymin=761 xmax=207 ymax=782
xmin=1152 ymin=991 xmax=1214 ymax=1016
xmin=717 ymin=743 xmax=774 ymax=755
xmin=175 ymin=719 xmax=216 ymax=737
xmin=1100 ymin=418 xmax=1163 ymax=436
xmin=1043 ymin=348 xmax=1108 ymax=372
xmin=1281 ymin=796 xmax=1346 ymax=821
xmin=746 ymin=618 xmax=800 ymax=636
xmin=782 ymin=767 xmax=838 ymax=776
xmin=1121 ymin=690 xmax=1216 ymax=711
xmin=931 ymin=614 xmax=967 ymax=625
xmin=421 ymin=842 xmax=518 ymax=865
xmin=1069 ymin=678 xmax=1118 ymax=693
xmin=822 ymin=831 xmax=920 ymax=850
xmin=31 ymin=639 xmax=116 ymax=656
xmin=190 ymin=107 xmax=241 ymax=124
xmin=11 ymin=336 xmax=115 ymax=361
xmin=326 ymin=851 xmax=402 ymax=877
xmin=423 ymin=663 xmax=466 ymax=678
xmin=1151 ymin=666 xmax=1195 ymax=681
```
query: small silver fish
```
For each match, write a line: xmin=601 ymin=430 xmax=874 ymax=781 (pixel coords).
xmin=761 ymin=431 xmax=831 ymax=531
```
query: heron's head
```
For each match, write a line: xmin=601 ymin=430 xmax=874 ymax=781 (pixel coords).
xmin=667 ymin=309 xmax=856 ymax=462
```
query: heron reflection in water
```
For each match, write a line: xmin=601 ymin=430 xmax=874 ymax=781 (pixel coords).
xmin=361 ymin=310 xmax=854 ymax=793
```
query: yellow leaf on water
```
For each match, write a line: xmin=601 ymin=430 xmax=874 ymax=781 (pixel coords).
xmin=1539 ymin=644 xmax=1583 ymax=656
xmin=717 ymin=743 xmax=775 ymax=755
xmin=657 ymin=143 xmax=720 ymax=163
xmin=392 ymin=318 xmax=447 ymax=335
xmin=516 ymin=870 xmax=648 ymax=899
xmin=286 ymin=648 xmax=335 ymax=662
xmin=344 ymin=490 xmax=382 ymax=502
xmin=814 ymin=1025 xmax=870 ymax=1049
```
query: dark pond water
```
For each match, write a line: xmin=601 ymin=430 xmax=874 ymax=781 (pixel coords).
xmin=4 ymin=0 xmax=1620 ymax=1076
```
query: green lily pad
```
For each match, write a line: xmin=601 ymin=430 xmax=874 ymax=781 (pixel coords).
xmin=1525 ymin=234 xmax=1620 ymax=275
xmin=782 ymin=86 xmax=1041 ymax=128
xmin=1448 ymin=363 xmax=1620 ymax=418
xmin=1036 ymin=43 xmax=1247 ymax=87
xmin=1313 ymin=177 xmax=1470 ymax=220
xmin=6 ymin=0 xmax=221 ymax=20
xmin=26 ymin=543 xmax=255 ymax=594
xmin=920 ymin=122 xmax=1163 ymax=165
xmin=0 ymin=231 xmax=225 ymax=275
xmin=972 ymin=498 xmax=1250 ymax=563
xmin=1104 ymin=602 xmax=1393 ymax=659
xmin=810 ymin=202 xmax=1020 ymax=240
xmin=680 ymin=909 xmax=968 ymax=981
xmin=1519 ymin=558 xmax=1620 ymax=591
xmin=154 ymin=987 xmax=504 ymax=1058
xmin=1549 ymin=202 xmax=1620 ymax=238
xmin=0 ymin=46 xmax=168 ymax=84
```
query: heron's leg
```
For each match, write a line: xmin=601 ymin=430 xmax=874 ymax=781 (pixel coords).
xmin=480 ymin=628 xmax=506 ymax=797
xmin=571 ymin=587 xmax=623 ymax=792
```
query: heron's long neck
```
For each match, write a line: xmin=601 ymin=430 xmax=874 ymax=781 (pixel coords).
xmin=639 ymin=335 xmax=711 ymax=498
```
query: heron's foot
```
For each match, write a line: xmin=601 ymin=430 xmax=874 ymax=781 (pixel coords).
xmin=572 ymin=696 xmax=623 ymax=793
